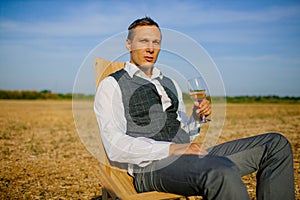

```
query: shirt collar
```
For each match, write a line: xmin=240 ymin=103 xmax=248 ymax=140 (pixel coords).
xmin=125 ymin=61 xmax=163 ymax=80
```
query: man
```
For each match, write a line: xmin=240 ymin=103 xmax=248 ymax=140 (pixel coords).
xmin=94 ymin=17 xmax=295 ymax=200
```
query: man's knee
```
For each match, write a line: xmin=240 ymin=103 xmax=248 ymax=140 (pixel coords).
xmin=263 ymin=132 xmax=293 ymax=165
xmin=267 ymin=132 xmax=292 ymax=151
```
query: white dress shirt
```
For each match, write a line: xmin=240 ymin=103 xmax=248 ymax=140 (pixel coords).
xmin=94 ymin=62 xmax=200 ymax=175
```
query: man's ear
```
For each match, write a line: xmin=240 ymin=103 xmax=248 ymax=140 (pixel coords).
xmin=126 ymin=39 xmax=131 ymax=51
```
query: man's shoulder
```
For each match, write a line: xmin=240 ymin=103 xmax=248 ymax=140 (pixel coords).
xmin=110 ymin=69 xmax=127 ymax=81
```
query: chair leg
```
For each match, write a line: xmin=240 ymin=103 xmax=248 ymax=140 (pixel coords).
xmin=102 ymin=188 xmax=119 ymax=200
xmin=102 ymin=188 xmax=110 ymax=200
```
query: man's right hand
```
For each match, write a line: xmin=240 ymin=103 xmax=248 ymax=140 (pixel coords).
xmin=169 ymin=143 xmax=208 ymax=156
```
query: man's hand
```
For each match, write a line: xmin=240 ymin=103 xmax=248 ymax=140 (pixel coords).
xmin=193 ymin=98 xmax=211 ymax=121
xmin=169 ymin=143 xmax=208 ymax=156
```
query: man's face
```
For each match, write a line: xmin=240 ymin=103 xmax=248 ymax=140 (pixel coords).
xmin=126 ymin=25 xmax=161 ymax=69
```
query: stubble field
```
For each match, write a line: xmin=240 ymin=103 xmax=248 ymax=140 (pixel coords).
xmin=0 ymin=100 xmax=299 ymax=199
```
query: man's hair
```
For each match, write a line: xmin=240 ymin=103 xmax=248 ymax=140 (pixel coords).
xmin=127 ymin=17 xmax=160 ymax=40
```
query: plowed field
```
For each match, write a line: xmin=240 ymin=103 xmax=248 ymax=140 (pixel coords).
xmin=0 ymin=100 xmax=299 ymax=199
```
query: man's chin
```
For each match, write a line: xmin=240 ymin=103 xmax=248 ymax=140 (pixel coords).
xmin=140 ymin=62 xmax=155 ymax=68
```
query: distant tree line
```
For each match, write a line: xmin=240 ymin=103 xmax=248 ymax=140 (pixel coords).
xmin=226 ymin=95 xmax=300 ymax=104
xmin=0 ymin=90 xmax=299 ymax=103
xmin=182 ymin=93 xmax=299 ymax=104
xmin=0 ymin=90 xmax=73 ymax=100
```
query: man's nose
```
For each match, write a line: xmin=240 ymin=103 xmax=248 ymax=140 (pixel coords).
xmin=146 ymin=42 xmax=155 ymax=52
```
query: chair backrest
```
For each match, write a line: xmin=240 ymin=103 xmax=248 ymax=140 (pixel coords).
xmin=94 ymin=57 xmax=186 ymax=200
xmin=94 ymin=57 xmax=125 ymax=89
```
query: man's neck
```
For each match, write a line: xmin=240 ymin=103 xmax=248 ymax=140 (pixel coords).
xmin=130 ymin=61 xmax=153 ymax=78
xmin=140 ymin=67 xmax=152 ymax=78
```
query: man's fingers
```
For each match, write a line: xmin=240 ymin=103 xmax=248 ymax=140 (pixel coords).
xmin=196 ymin=103 xmax=211 ymax=116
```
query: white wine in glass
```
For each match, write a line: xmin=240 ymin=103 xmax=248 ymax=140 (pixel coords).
xmin=188 ymin=77 xmax=211 ymax=123
xmin=189 ymin=90 xmax=206 ymax=102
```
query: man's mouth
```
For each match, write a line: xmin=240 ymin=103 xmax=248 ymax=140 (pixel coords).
xmin=144 ymin=56 xmax=154 ymax=62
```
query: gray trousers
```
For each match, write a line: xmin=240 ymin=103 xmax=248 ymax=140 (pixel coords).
xmin=134 ymin=133 xmax=295 ymax=200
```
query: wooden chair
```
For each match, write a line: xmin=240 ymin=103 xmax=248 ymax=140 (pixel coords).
xmin=94 ymin=57 xmax=186 ymax=200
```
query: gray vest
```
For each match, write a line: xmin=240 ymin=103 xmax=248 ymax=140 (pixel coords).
xmin=111 ymin=69 xmax=189 ymax=143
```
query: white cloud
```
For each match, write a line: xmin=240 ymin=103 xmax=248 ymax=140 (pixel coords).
xmin=1 ymin=1 xmax=299 ymax=38
xmin=216 ymin=55 xmax=300 ymax=67
xmin=0 ymin=1 xmax=133 ymax=37
xmin=0 ymin=16 xmax=124 ymax=37
xmin=150 ymin=2 xmax=300 ymax=26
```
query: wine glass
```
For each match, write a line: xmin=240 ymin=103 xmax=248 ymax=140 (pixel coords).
xmin=188 ymin=77 xmax=211 ymax=123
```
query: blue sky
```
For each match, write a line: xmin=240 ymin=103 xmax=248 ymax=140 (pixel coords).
xmin=0 ymin=0 xmax=299 ymax=96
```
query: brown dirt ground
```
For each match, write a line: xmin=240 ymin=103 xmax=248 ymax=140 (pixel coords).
xmin=0 ymin=100 xmax=299 ymax=199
